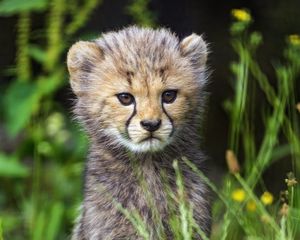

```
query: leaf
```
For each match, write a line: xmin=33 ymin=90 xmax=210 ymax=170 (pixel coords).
xmin=3 ymin=80 xmax=40 ymax=137
xmin=33 ymin=210 xmax=46 ymax=240
xmin=29 ymin=45 xmax=46 ymax=64
xmin=3 ymin=69 xmax=65 ymax=137
xmin=0 ymin=213 xmax=22 ymax=233
xmin=0 ymin=153 xmax=29 ymax=177
xmin=0 ymin=0 xmax=48 ymax=16
xmin=36 ymin=69 xmax=65 ymax=96
xmin=0 ymin=218 xmax=3 ymax=240
xmin=45 ymin=202 xmax=64 ymax=240
xmin=270 ymin=144 xmax=291 ymax=163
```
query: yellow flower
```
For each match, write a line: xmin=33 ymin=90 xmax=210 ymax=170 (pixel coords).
xmin=260 ymin=191 xmax=274 ymax=205
xmin=246 ymin=200 xmax=256 ymax=212
xmin=232 ymin=188 xmax=246 ymax=202
xmin=231 ymin=9 xmax=251 ymax=22
xmin=289 ymin=34 xmax=300 ymax=46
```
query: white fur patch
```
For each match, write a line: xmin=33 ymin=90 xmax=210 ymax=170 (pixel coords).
xmin=103 ymin=125 xmax=173 ymax=153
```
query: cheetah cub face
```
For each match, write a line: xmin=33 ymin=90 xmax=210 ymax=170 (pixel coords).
xmin=67 ymin=27 xmax=208 ymax=153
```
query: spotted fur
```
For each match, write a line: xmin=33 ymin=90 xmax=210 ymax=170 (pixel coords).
xmin=67 ymin=26 xmax=211 ymax=240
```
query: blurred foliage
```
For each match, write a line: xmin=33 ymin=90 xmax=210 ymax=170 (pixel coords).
xmin=0 ymin=0 xmax=103 ymax=239
xmin=126 ymin=0 xmax=156 ymax=27
xmin=0 ymin=0 xmax=48 ymax=16
xmin=213 ymin=9 xmax=300 ymax=239
xmin=0 ymin=1 xmax=299 ymax=239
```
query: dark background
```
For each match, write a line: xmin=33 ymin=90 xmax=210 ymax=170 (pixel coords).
xmin=1 ymin=0 xmax=300 ymax=192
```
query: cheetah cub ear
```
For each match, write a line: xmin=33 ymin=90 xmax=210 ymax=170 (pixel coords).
xmin=180 ymin=33 xmax=208 ymax=68
xmin=67 ymin=41 xmax=103 ymax=96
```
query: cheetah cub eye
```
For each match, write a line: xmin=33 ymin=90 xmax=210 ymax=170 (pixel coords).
xmin=116 ymin=93 xmax=135 ymax=106
xmin=162 ymin=90 xmax=178 ymax=104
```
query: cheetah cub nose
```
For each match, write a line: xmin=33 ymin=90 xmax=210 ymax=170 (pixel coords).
xmin=140 ymin=119 xmax=161 ymax=132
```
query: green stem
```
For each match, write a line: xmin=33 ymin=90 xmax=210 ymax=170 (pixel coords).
xmin=16 ymin=12 xmax=31 ymax=82
xmin=229 ymin=41 xmax=249 ymax=153
xmin=45 ymin=0 xmax=65 ymax=71
xmin=249 ymin=58 xmax=300 ymax=165
xmin=66 ymin=0 xmax=102 ymax=36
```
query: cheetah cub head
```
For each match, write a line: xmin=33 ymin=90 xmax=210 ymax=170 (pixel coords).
xmin=67 ymin=27 xmax=208 ymax=153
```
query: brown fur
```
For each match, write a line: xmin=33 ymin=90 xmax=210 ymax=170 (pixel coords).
xmin=67 ymin=26 xmax=211 ymax=239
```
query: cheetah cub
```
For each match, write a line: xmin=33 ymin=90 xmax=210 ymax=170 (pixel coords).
xmin=67 ymin=26 xmax=211 ymax=240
